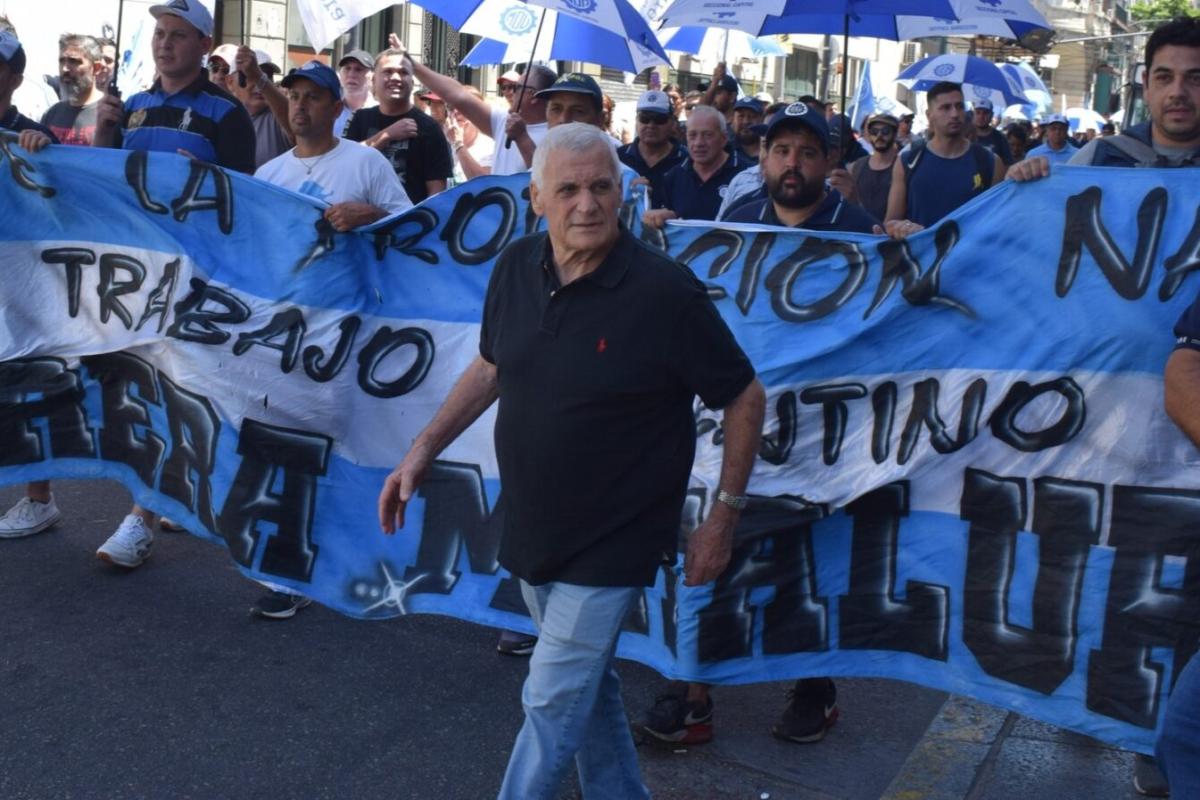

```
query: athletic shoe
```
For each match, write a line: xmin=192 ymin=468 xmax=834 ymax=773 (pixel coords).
xmin=0 ymin=496 xmax=62 ymax=538
xmin=1133 ymin=754 xmax=1170 ymax=797
xmin=496 ymin=629 xmax=538 ymax=656
xmin=159 ymin=517 xmax=186 ymax=532
xmin=773 ymin=678 xmax=838 ymax=743
xmin=641 ymin=683 xmax=715 ymax=744
xmin=96 ymin=515 xmax=154 ymax=568
xmin=251 ymin=591 xmax=313 ymax=620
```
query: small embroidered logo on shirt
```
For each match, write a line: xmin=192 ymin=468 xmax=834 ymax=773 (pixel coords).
xmin=596 ymin=337 xmax=607 ymax=353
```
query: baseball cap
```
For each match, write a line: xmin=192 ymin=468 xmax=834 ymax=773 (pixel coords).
xmin=866 ymin=112 xmax=899 ymax=129
xmin=498 ymin=69 xmax=522 ymax=86
xmin=1042 ymin=112 xmax=1068 ymax=127
xmin=419 ymin=89 xmax=444 ymax=102
xmin=535 ymin=72 xmax=603 ymax=110
xmin=281 ymin=60 xmax=342 ymax=100
xmin=715 ymin=74 xmax=739 ymax=94
xmin=339 ymin=49 xmax=375 ymax=70
xmin=209 ymin=43 xmax=237 ymax=67
xmin=733 ymin=96 xmax=764 ymax=114
xmin=150 ymin=0 xmax=214 ymax=38
xmin=254 ymin=49 xmax=280 ymax=77
xmin=0 ymin=31 xmax=26 ymax=75
xmin=765 ymin=101 xmax=830 ymax=151
xmin=974 ymin=99 xmax=994 ymax=112
xmin=636 ymin=90 xmax=671 ymax=115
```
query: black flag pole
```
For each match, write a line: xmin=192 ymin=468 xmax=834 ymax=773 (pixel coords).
xmin=237 ymin=0 xmax=249 ymax=87
xmin=109 ymin=0 xmax=124 ymax=97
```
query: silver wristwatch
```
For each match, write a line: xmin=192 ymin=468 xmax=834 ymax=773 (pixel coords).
xmin=716 ymin=489 xmax=748 ymax=510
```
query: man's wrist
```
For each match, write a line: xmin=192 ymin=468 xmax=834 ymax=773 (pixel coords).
xmin=716 ymin=489 xmax=748 ymax=511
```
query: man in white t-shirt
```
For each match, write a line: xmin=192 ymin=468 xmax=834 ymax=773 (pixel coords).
xmin=407 ymin=51 xmax=554 ymax=175
xmin=257 ymin=60 xmax=411 ymax=237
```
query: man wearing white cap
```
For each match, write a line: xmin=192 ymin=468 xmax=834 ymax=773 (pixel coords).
xmin=93 ymin=0 xmax=255 ymax=176
xmin=1025 ymin=113 xmax=1076 ymax=165
xmin=972 ymin=99 xmax=1013 ymax=169
xmin=617 ymin=90 xmax=686 ymax=206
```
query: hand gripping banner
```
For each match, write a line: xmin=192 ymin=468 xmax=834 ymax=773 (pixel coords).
xmin=1 ymin=135 xmax=1198 ymax=753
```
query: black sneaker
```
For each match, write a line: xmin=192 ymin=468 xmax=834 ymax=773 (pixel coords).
xmin=251 ymin=591 xmax=313 ymax=620
xmin=641 ymin=683 xmax=714 ymax=744
xmin=496 ymin=629 xmax=538 ymax=656
xmin=1133 ymin=754 xmax=1170 ymax=797
xmin=773 ymin=678 xmax=838 ymax=743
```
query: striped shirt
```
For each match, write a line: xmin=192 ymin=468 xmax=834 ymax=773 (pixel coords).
xmin=120 ymin=73 xmax=254 ymax=174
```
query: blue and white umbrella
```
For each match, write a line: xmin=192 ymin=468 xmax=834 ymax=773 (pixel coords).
xmin=1001 ymin=62 xmax=1051 ymax=112
xmin=416 ymin=0 xmax=671 ymax=74
xmin=898 ymin=53 xmax=1029 ymax=107
xmin=662 ymin=27 xmax=786 ymax=63
xmin=659 ymin=0 xmax=956 ymax=34
xmin=887 ymin=0 xmax=1051 ymax=41
xmin=1065 ymin=107 xmax=1107 ymax=133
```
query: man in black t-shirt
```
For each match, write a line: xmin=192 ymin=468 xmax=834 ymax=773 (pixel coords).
xmin=345 ymin=48 xmax=452 ymax=203
xmin=971 ymin=99 xmax=1013 ymax=170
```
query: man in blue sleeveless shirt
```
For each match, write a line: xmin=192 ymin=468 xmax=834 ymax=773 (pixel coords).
xmin=883 ymin=82 xmax=1005 ymax=237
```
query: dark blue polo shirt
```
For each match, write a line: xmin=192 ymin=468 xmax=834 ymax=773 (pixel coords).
xmin=722 ymin=188 xmax=878 ymax=234
xmin=479 ymin=228 xmax=756 ymax=587
xmin=659 ymin=151 xmax=751 ymax=221
xmin=1176 ymin=290 xmax=1200 ymax=351
xmin=617 ymin=138 xmax=687 ymax=210
xmin=120 ymin=73 xmax=255 ymax=173
xmin=1 ymin=106 xmax=58 ymax=142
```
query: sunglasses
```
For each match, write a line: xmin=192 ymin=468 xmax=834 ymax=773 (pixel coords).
xmin=638 ymin=112 xmax=671 ymax=125
xmin=208 ymin=62 xmax=230 ymax=75
xmin=866 ymin=125 xmax=894 ymax=136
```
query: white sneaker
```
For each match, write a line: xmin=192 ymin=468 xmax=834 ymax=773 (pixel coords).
xmin=0 ymin=496 xmax=62 ymax=538
xmin=96 ymin=515 xmax=154 ymax=568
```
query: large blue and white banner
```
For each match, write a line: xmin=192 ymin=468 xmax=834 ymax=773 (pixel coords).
xmin=2 ymin=136 xmax=1198 ymax=754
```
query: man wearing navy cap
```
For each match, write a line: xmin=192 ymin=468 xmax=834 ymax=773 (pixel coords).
xmin=971 ymin=99 xmax=1013 ymax=167
xmin=536 ymin=72 xmax=605 ymax=129
xmin=0 ymin=31 xmax=58 ymax=143
xmin=730 ymin=96 xmax=764 ymax=164
xmin=92 ymin=0 xmax=254 ymax=175
xmin=701 ymin=63 xmax=739 ymax=123
xmin=617 ymin=90 xmax=686 ymax=204
xmin=724 ymin=102 xmax=877 ymax=233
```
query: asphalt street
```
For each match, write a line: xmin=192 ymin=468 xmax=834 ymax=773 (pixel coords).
xmin=0 ymin=480 xmax=1148 ymax=800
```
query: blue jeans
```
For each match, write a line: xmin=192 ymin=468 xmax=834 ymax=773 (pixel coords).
xmin=1157 ymin=652 xmax=1200 ymax=796
xmin=497 ymin=581 xmax=651 ymax=800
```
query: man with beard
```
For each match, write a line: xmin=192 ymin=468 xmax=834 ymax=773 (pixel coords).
xmin=345 ymin=48 xmax=453 ymax=203
xmin=332 ymin=49 xmax=376 ymax=138
xmin=730 ymin=96 xmax=764 ymax=163
xmin=723 ymin=102 xmax=876 ymax=233
xmin=843 ymin=112 xmax=900 ymax=222
xmin=884 ymin=82 xmax=1003 ymax=235
xmin=41 ymin=34 xmax=106 ymax=145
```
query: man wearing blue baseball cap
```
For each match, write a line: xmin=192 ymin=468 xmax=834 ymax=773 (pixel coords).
xmin=730 ymin=96 xmax=764 ymax=164
xmin=92 ymin=0 xmax=254 ymax=176
xmin=536 ymin=72 xmax=606 ymax=130
xmin=0 ymin=31 xmax=57 ymax=144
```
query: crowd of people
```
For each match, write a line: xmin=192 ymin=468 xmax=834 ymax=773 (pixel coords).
xmin=2 ymin=0 xmax=1200 ymax=797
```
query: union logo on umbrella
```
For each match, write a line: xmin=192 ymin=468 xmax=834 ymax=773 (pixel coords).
xmin=500 ymin=5 xmax=539 ymax=34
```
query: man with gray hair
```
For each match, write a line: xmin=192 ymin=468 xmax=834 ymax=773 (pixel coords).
xmin=378 ymin=122 xmax=765 ymax=798
xmin=41 ymin=34 xmax=107 ymax=145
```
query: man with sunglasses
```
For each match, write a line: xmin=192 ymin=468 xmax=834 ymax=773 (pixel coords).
xmin=617 ymin=90 xmax=687 ymax=205
xmin=844 ymin=112 xmax=900 ymax=222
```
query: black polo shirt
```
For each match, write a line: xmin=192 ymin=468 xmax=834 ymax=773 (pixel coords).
xmin=480 ymin=228 xmax=756 ymax=587
xmin=0 ymin=106 xmax=58 ymax=141
xmin=617 ymin=138 xmax=687 ymax=210
xmin=722 ymin=188 xmax=879 ymax=234
xmin=658 ymin=151 xmax=750 ymax=221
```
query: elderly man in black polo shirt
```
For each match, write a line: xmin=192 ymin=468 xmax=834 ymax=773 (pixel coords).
xmin=378 ymin=122 xmax=765 ymax=799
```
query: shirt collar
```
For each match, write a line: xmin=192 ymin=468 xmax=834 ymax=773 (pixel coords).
xmin=538 ymin=226 xmax=633 ymax=290
xmin=760 ymin=189 xmax=842 ymax=227
xmin=150 ymin=71 xmax=211 ymax=98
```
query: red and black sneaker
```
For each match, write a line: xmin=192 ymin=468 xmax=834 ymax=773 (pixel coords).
xmin=640 ymin=683 xmax=715 ymax=745
xmin=772 ymin=677 xmax=838 ymax=743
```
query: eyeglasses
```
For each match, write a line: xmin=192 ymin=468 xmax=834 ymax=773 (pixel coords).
xmin=499 ymin=83 xmax=516 ymax=94
xmin=637 ymin=112 xmax=671 ymax=125
xmin=866 ymin=125 xmax=893 ymax=136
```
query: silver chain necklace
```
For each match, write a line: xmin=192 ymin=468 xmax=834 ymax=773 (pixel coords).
xmin=295 ymin=145 xmax=335 ymax=175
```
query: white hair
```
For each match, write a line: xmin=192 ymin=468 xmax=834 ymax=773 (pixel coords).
xmin=530 ymin=122 xmax=620 ymax=188
xmin=685 ymin=103 xmax=726 ymax=134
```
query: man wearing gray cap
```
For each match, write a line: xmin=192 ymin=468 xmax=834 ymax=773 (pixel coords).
xmin=617 ymin=89 xmax=686 ymax=205
xmin=333 ymin=49 xmax=376 ymax=138
xmin=972 ymin=99 xmax=1013 ymax=168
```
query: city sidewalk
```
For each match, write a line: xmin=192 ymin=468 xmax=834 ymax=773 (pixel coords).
xmin=0 ymin=481 xmax=1143 ymax=799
